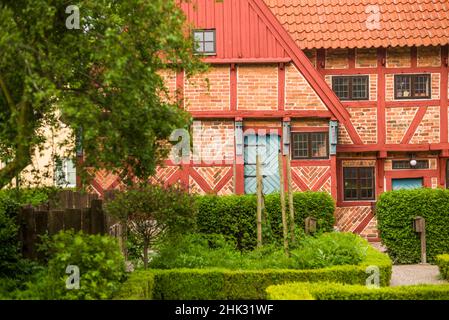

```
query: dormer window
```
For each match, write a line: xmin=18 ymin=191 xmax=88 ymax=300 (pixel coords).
xmin=193 ymin=29 xmax=216 ymax=55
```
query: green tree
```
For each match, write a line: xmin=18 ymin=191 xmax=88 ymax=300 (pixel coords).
xmin=105 ymin=185 xmax=197 ymax=269
xmin=0 ymin=0 xmax=205 ymax=188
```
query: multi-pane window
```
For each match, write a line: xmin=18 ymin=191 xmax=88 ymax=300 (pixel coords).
xmin=332 ymin=76 xmax=369 ymax=100
xmin=343 ymin=167 xmax=375 ymax=201
xmin=55 ymin=158 xmax=76 ymax=188
xmin=193 ymin=29 xmax=216 ymax=55
xmin=291 ymin=132 xmax=329 ymax=159
xmin=394 ymin=74 xmax=431 ymax=99
xmin=392 ymin=160 xmax=429 ymax=170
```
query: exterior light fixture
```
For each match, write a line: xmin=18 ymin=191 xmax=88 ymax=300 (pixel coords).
xmin=409 ymin=153 xmax=417 ymax=167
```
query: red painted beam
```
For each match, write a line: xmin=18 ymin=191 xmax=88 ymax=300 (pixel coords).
xmin=203 ymin=58 xmax=292 ymax=64
xmin=400 ymin=106 xmax=428 ymax=144
xmin=278 ymin=63 xmax=285 ymax=111
xmin=377 ymin=48 xmax=387 ymax=148
xmin=230 ymin=64 xmax=237 ymax=111
xmin=440 ymin=45 xmax=449 ymax=144
xmin=411 ymin=46 xmax=418 ymax=68
xmin=190 ymin=110 xmax=333 ymax=119
xmin=330 ymin=155 xmax=337 ymax=201
xmin=386 ymin=100 xmax=441 ymax=108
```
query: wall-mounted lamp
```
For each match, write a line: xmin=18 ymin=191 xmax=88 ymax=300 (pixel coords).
xmin=410 ymin=154 xmax=417 ymax=167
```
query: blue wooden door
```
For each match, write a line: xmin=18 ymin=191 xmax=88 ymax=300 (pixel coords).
xmin=392 ymin=178 xmax=423 ymax=190
xmin=244 ymin=134 xmax=281 ymax=194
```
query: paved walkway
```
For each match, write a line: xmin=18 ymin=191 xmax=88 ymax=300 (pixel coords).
xmin=370 ymin=242 xmax=447 ymax=286
xmin=390 ymin=264 xmax=447 ymax=286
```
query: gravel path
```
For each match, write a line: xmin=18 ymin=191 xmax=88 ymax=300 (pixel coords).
xmin=390 ymin=264 xmax=447 ymax=286
xmin=370 ymin=242 xmax=447 ymax=286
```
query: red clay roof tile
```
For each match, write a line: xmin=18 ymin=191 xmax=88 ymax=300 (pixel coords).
xmin=264 ymin=0 xmax=449 ymax=49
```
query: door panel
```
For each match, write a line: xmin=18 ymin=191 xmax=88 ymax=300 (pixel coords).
xmin=244 ymin=134 xmax=281 ymax=194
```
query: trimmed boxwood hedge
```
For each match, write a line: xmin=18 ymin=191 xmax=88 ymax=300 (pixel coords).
xmin=376 ymin=188 xmax=449 ymax=264
xmin=436 ymin=254 xmax=449 ymax=280
xmin=115 ymin=246 xmax=391 ymax=300
xmin=196 ymin=192 xmax=335 ymax=250
xmin=266 ymin=282 xmax=449 ymax=300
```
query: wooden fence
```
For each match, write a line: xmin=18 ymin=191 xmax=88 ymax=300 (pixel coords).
xmin=18 ymin=190 xmax=117 ymax=259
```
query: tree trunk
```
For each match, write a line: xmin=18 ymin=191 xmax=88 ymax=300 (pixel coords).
xmin=143 ymin=239 xmax=149 ymax=269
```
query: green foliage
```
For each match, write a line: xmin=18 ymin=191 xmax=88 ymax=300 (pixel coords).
xmin=266 ymin=282 xmax=449 ymax=300
xmin=149 ymin=232 xmax=369 ymax=271
xmin=116 ymin=248 xmax=392 ymax=300
xmin=291 ymin=232 xmax=368 ymax=269
xmin=265 ymin=192 xmax=335 ymax=241
xmin=149 ymin=233 xmax=295 ymax=270
xmin=436 ymin=254 xmax=449 ymax=280
xmin=376 ymin=188 xmax=449 ymax=263
xmin=17 ymin=230 xmax=126 ymax=300
xmin=0 ymin=0 xmax=206 ymax=188
xmin=105 ymin=185 xmax=197 ymax=267
xmin=0 ymin=208 xmax=20 ymax=277
xmin=195 ymin=192 xmax=335 ymax=250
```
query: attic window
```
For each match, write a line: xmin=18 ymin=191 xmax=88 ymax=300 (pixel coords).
xmin=193 ymin=29 xmax=216 ymax=55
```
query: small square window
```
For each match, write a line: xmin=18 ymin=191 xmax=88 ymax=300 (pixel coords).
xmin=332 ymin=76 xmax=369 ymax=101
xmin=193 ymin=29 xmax=216 ymax=55
xmin=395 ymin=74 xmax=431 ymax=99
xmin=55 ymin=158 xmax=77 ymax=188
xmin=291 ymin=132 xmax=329 ymax=159
xmin=343 ymin=167 xmax=375 ymax=201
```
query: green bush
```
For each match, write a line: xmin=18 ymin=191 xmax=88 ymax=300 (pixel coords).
xmin=149 ymin=233 xmax=295 ymax=270
xmin=0 ymin=207 xmax=20 ymax=277
xmin=266 ymin=282 xmax=449 ymax=300
xmin=196 ymin=192 xmax=335 ymax=250
xmin=377 ymin=188 xmax=449 ymax=263
xmin=105 ymin=185 xmax=197 ymax=268
xmin=265 ymin=192 xmax=335 ymax=241
xmin=17 ymin=230 xmax=126 ymax=300
xmin=436 ymin=254 xmax=449 ymax=280
xmin=116 ymin=247 xmax=391 ymax=300
xmin=150 ymin=232 xmax=369 ymax=271
xmin=291 ymin=233 xmax=367 ymax=269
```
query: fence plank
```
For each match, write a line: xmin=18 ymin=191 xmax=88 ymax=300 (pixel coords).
xmin=64 ymin=208 xmax=82 ymax=231
xmin=90 ymin=199 xmax=105 ymax=234
xmin=21 ymin=208 xmax=36 ymax=259
xmin=81 ymin=208 xmax=91 ymax=233
xmin=48 ymin=210 xmax=64 ymax=235
xmin=34 ymin=211 xmax=48 ymax=235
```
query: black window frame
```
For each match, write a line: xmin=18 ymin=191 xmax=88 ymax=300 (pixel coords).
xmin=343 ymin=167 xmax=376 ymax=201
xmin=394 ymin=74 xmax=431 ymax=100
xmin=291 ymin=132 xmax=329 ymax=160
xmin=392 ymin=160 xmax=429 ymax=170
xmin=332 ymin=75 xmax=370 ymax=101
xmin=192 ymin=29 xmax=216 ymax=55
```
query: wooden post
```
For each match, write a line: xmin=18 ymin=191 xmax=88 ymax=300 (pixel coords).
xmin=286 ymin=155 xmax=295 ymax=242
xmin=421 ymin=226 xmax=427 ymax=264
xmin=413 ymin=216 xmax=427 ymax=264
xmin=278 ymin=153 xmax=289 ymax=254
xmin=256 ymin=154 xmax=263 ymax=248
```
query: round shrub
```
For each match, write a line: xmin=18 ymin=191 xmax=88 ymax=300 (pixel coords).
xmin=377 ymin=188 xmax=449 ymax=264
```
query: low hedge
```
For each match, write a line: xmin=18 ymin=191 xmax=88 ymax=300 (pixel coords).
xmin=376 ymin=188 xmax=449 ymax=264
xmin=115 ymin=247 xmax=391 ymax=300
xmin=436 ymin=254 xmax=449 ymax=280
xmin=266 ymin=282 xmax=449 ymax=300
xmin=196 ymin=192 xmax=335 ymax=250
